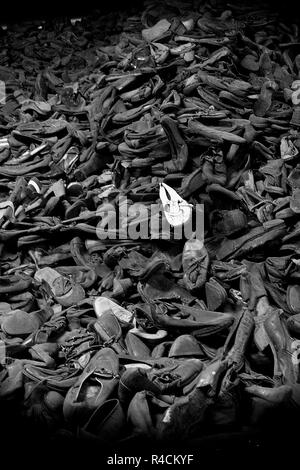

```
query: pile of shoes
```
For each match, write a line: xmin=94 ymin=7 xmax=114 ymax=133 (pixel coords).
xmin=1 ymin=0 xmax=300 ymax=446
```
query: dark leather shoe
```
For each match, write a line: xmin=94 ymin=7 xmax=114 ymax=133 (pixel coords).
xmin=205 ymin=278 xmax=227 ymax=311
xmin=118 ymin=367 xmax=162 ymax=407
xmin=125 ymin=331 xmax=151 ymax=359
xmin=119 ymin=359 xmax=203 ymax=406
xmin=127 ymin=390 xmax=169 ymax=440
xmin=168 ymin=335 xmax=204 ymax=358
xmin=2 ymin=308 xmax=52 ymax=338
xmin=138 ymin=272 xmax=195 ymax=304
xmin=23 ymin=364 xmax=81 ymax=391
xmin=74 ymin=148 xmax=112 ymax=181
xmin=245 ymin=384 xmax=292 ymax=403
xmin=0 ymin=274 xmax=32 ymax=294
xmin=264 ymin=309 xmax=298 ymax=384
xmin=216 ymin=219 xmax=286 ymax=261
xmin=91 ymin=312 xmax=127 ymax=354
xmin=160 ymin=116 xmax=188 ymax=172
xmin=157 ymin=387 xmax=211 ymax=441
xmin=286 ymin=285 xmax=300 ymax=314
xmin=158 ymin=303 xmax=234 ymax=336
xmin=182 ymin=239 xmax=209 ymax=293
xmin=287 ymin=313 xmax=300 ymax=337
xmin=63 ymin=348 xmax=120 ymax=425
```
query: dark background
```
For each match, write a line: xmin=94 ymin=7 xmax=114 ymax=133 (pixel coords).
xmin=0 ymin=0 xmax=298 ymax=24
xmin=1 ymin=0 xmax=141 ymax=22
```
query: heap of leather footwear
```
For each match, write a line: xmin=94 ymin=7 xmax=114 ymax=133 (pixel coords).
xmin=1 ymin=0 xmax=300 ymax=450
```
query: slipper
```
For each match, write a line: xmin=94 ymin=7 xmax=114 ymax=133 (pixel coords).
xmin=23 ymin=364 xmax=81 ymax=391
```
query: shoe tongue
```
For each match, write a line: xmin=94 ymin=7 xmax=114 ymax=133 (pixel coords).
xmin=2 ymin=310 xmax=40 ymax=336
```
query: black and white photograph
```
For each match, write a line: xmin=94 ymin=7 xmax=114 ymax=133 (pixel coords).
xmin=0 ymin=0 xmax=299 ymax=466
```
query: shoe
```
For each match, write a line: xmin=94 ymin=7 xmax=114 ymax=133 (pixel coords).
xmin=205 ymin=278 xmax=227 ymax=311
xmin=290 ymin=189 xmax=300 ymax=214
xmin=160 ymin=116 xmax=188 ymax=172
xmin=245 ymin=384 xmax=292 ymax=404
xmin=91 ymin=312 xmax=127 ymax=354
xmin=94 ymin=297 xmax=133 ymax=326
xmin=34 ymin=267 xmax=86 ymax=307
xmin=210 ymin=209 xmax=247 ymax=237
xmin=291 ymin=106 xmax=300 ymax=127
xmin=125 ymin=331 xmax=151 ymax=358
xmin=23 ymin=364 xmax=81 ymax=391
xmin=142 ymin=18 xmax=171 ymax=42
xmin=168 ymin=335 xmax=204 ymax=358
xmin=28 ymin=342 xmax=58 ymax=367
xmin=254 ymin=80 xmax=277 ymax=117
xmin=216 ymin=220 xmax=286 ymax=261
xmin=211 ymin=260 xmax=247 ymax=282
xmin=34 ymin=311 xmax=67 ymax=343
xmin=74 ymin=149 xmax=112 ymax=181
xmin=129 ymin=322 xmax=168 ymax=345
xmin=280 ymin=136 xmax=298 ymax=161
xmin=149 ymin=303 xmax=234 ymax=335
xmin=55 ymin=266 xmax=97 ymax=289
xmin=286 ymin=285 xmax=300 ymax=314
xmin=182 ymin=239 xmax=209 ymax=293
xmin=188 ymin=120 xmax=246 ymax=144
xmin=127 ymin=390 xmax=169 ymax=440
xmin=157 ymin=387 xmax=211 ymax=441
xmin=70 ymin=237 xmax=102 ymax=274
xmin=138 ymin=272 xmax=195 ymax=305
xmin=0 ymin=360 xmax=25 ymax=399
xmin=179 ymin=167 xmax=205 ymax=199
xmin=1 ymin=308 xmax=52 ymax=338
xmin=264 ymin=308 xmax=298 ymax=384
xmin=63 ymin=348 xmax=120 ymax=425
xmin=159 ymin=182 xmax=192 ymax=228
xmin=118 ymin=359 xmax=203 ymax=406
xmin=0 ymin=274 xmax=32 ymax=294
xmin=118 ymin=250 xmax=166 ymax=280
xmin=203 ymin=149 xmax=228 ymax=186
